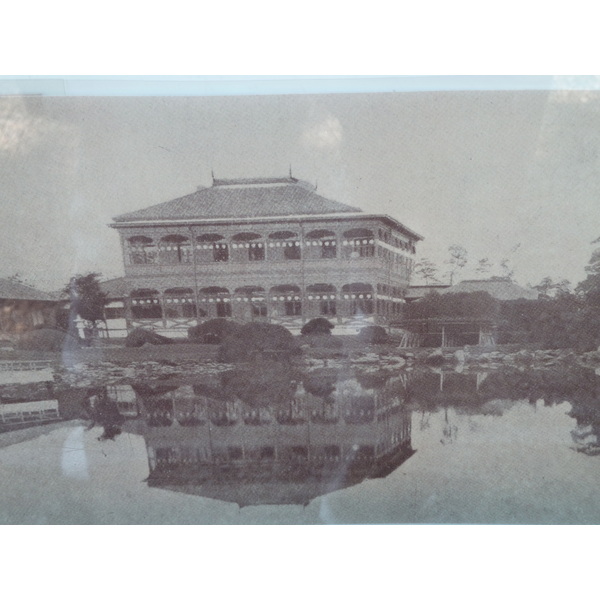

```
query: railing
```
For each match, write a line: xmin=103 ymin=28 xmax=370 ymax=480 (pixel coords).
xmin=0 ymin=360 xmax=55 ymax=385
xmin=0 ymin=400 xmax=60 ymax=424
xmin=0 ymin=360 xmax=54 ymax=372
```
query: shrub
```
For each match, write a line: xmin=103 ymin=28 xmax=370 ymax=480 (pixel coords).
xmin=300 ymin=318 xmax=334 ymax=336
xmin=498 ymin=297 xmax=600 ymax=351
xmin=218 ymin=322 xmax=300 ymax=362
xmin=188 ymin=318 xmax=244 ymax=344
xmin=221 ymin=362 xmax=297 ymax=406
xmin=125 ymin=328 xmax=173 ymax=348
xmin=302 ymin=368 xmax=339 ymax=397
xmin=357 ymin=325 xmax=389 ymax=344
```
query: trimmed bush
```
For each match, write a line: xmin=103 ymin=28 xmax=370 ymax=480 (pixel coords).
xmin=301 ymin=318 xmax=334 ymax=336
xmin=188 ymin=319 xmax=244 ymax=344
xmin=357 ymin=325 xmax=389 ymax=344
xmin=125 ymin=327 xmax=173 ymax=348
xmin=16 ymin=328 xmax=80 ymax=352
xmin=218 ymin=322 xmax=300 ymax=362
xmin=425 ymin=349 xmax=445 ymax=366
xmin=302 ymin=368 xmax=339 ymax=398
xmin=221 ymin=362 xmax=297 ymax=406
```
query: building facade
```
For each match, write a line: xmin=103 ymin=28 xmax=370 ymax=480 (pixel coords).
xmin=0 ymin=278 xmax=58 ymax=341
xmin=109 ymin=177 xmax=423 ymax=335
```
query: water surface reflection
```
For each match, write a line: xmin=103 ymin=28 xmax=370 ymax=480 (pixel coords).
xmin=1 ymin=362 xmax=600 ymax=520
xmin=129 ymin=364 xmax=414 ymax=506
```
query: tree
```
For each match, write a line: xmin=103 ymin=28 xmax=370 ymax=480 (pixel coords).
xmin=445 ymin=245 xmax=468 ymax=285
xmin=554 ymin=279 xmax=572 ymax=297
xmin=576 ymin=244 xmax=600 ymax=307
xmin=499 ymin=258 xmax=515 ymax=281
xmin=475 ymin=258 xmax=492 ymax=275
xmin=5 ymin=272 xmax=33 ymax=286
xmin=414 ymin=258 xmax=440 ymax=285
xmin=533 ymin=276 xmax=556 ymax=299
xmin=63 ymin=273 xmax=108 ymax=337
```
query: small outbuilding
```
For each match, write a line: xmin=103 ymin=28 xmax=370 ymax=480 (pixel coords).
xmin=0 ymin=278 xmax=58 ymax=339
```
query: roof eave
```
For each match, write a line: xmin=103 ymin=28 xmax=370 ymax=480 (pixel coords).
xmin=110 ymin=213 xmax=424 ymax=241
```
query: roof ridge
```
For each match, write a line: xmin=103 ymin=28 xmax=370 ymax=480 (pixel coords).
xmin=212 ymin=176 xmax=305 ymax=186
xmin=112 ymin=179 xmax=363 ymax=223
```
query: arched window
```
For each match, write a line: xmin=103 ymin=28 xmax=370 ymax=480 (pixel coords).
xmin=199 ymin=286 xmax=231 ymax=318
xmin=163 ymin=288 xmax=197 ymax=319
xmin=268 ymin=231 xmax=300 ymax=260
xmin=306 ymin=283 xmax=337 ymax=316
xmin=159 ymin=234 xmax=191 ymax=264
xmin=127 ymin=235 xmax=157 ymax=265
xmin=130 ymin=289 xmax=162 ymax=319
xmin=341 ymin=283 xmax=374 ymax=315
xmin=234 ymin=286 xmax=267 ymax=318
xmin=270 ymin=284 xmax=302 ymax=317
xmin=232 ymin=232 xmax=264 ymax=261
xmin=342 ymin=228 xmax=375 ymax=258
xmin=305 ymin=229 xmax=337 ymax=259
xmin=144 ymin=399 xmax=173 ymax=427
xmin=196 ymin=233 xmax=228 ymax=263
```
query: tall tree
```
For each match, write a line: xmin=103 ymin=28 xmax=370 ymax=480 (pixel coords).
xmin=414 ymin=258 xmax=440 ymax=285
xmin=554 ymin=279 xmax=572 ymax=297
xmin=5 ymin=272 xmax=33 ymax=286
xmin=475 ymin=258 xmax=493 ymax=276
xmin=63 ymin=273 xmax=108 ymax=334
xmin=533 ymin=276 xmax=556 ymax=298
xmin=576 ymin=242 xmax=600 ymax=306
xmin=499 ymin=258 xmax=515 ymax=281
xmin=445 ymin=245 xmax=468 ymax=285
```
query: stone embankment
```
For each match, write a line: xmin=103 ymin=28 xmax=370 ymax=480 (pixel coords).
xmin=12 ymin=344 xmax=600 ymax=389
xmin=405 ymin=347 xmax=600 ymax=370
xmin=305 ymin=345 xmax=600 ymax=372
xmin=54 ymin=359 xmax=233 ymax=388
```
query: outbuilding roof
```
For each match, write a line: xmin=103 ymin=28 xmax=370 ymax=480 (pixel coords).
xmin=113 ymin=177 xmax=360 ymax=223
xmin=442 ymin=278 xmax=539 ymax=301
xmin=99 ymin=277 xmax=132 ymax=298
xmin=406 ymin=284 xmax=451 ymax=301
xmin=0 ymin=278 xmax=57 ymax=302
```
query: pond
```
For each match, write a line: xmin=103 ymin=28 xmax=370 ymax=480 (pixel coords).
xmin=1 ymin=362 xmax=599 ymax=524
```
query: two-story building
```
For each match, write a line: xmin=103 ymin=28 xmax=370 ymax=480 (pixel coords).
xmin=109 ymin=176 xmax=423 ymax=335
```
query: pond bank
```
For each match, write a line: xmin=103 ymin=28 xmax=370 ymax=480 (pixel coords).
xmin=2 ymin=340 xmax=599 ymax=388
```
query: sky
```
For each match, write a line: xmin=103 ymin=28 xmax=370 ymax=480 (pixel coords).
xmin=1 ymin=89 xmax=599 ymax=291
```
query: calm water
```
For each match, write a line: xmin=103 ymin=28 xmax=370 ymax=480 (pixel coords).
xmin=1 ymin=363 xmax=599 ymax=524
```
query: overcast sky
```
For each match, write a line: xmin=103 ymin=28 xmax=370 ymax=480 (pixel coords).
xmin=1 ymin=90 xmax=598 ymax=291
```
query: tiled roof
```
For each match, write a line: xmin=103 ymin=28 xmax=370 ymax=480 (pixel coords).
xmin=442 ymin=279 xmax=539 ymax=301
xmin=0 ymin=278 xmax=57 ymax=302
xmin=113 ymin=177 xmax=361 ymax=223
xmin=406 ymin=284 xmax=451 ymax=300
xmin=99 ymin=277 xmax=132 ymax=298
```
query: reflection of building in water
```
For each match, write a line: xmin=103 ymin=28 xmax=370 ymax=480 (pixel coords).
xmin=0 ymin=399 xmax=60 ymax=427
xmin=0 ymin=381 xmax=60 ymax=430
xmin=105 ymin=385 xmax=139 ymax=417
xmin=0 ymin=382 xmax=141 ymax=435
xmin=129 ymin=372 xmax=414 ymax=506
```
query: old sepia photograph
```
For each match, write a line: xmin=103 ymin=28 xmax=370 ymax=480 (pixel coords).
xmin=1 ymin=82 xmax=599 ymax=525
